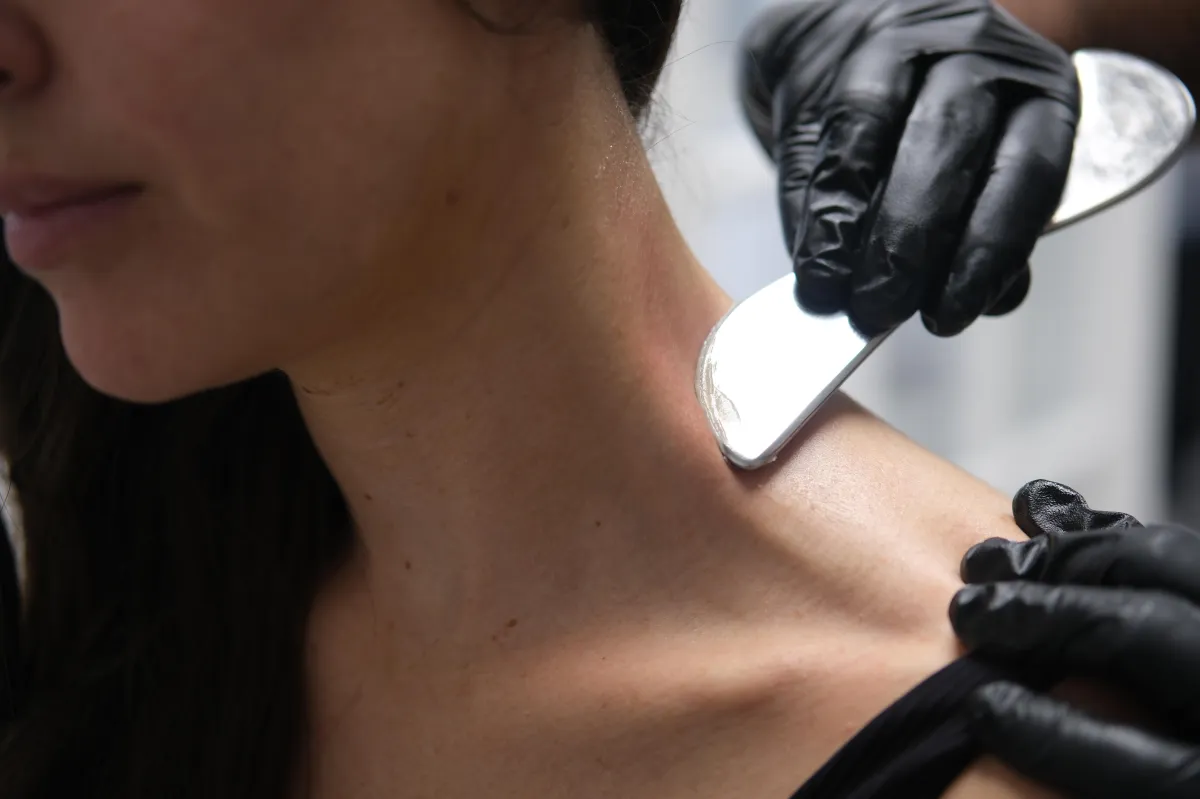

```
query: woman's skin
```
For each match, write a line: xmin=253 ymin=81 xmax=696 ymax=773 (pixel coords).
xmin=1 ymin=1 xmax=1063 ymax=797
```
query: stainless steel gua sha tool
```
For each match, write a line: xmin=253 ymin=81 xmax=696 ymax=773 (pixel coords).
xmin=697 ymin=50 xmax=1196 ymax=470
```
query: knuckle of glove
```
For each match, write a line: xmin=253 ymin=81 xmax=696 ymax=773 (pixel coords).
xmin=739 ymin=5 xmax=806 ymax=78
xmin=889 ymin=0 xmax=1078 ymax=103
xmin=748 ymin=0 xmax=1081 ymax=143
xmin=777 ymin=120 xmax=822 ymax=186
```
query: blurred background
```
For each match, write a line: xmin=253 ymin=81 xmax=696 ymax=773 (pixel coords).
xmin=650 ymin=0 xmax=1198 ymax=524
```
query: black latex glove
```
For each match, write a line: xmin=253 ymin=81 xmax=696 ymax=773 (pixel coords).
xmin=739 ymin=0 xmax=1080 ymax=336
xmin=949 ymin=479 xmax=1200 ymax=797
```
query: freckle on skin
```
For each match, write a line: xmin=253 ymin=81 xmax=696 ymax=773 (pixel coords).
xmin=506 ymin=618 xmax=518 ymax=629
xmin=364 ymin=493 xmax=373 ymax=501
xmin=445 ymin=189 xmax=460 ymax=207
xmin=405 ymin=560 xmax=412 ymax=570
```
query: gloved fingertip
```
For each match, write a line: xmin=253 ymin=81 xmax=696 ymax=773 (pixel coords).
xmin=848 ymin=287 xmax=918 ymax=337
xmin=928 ymin=244 xmax=1031 ymax=335
xmin=968 ymin=680 xmax=1032 ymax=731
xmin=922 ymin=281 xmax=991 ymax=337
xmin=961 ymin=538 xmax=1004 ymax=580
xmin=794 ymin=261 xmax=852 ymax=315
xmin=921 ymin=310 xmax=970 ymax=338
xmin=848 ymin=245 xmax=929 ymax=335
xmin=845 ymin=314 xmax=890 ymax=339
xmin=983 ymin=266 xmax=1031 ymax=317
xmin=948 ymin=583 xmax=991 ymax=631
xmin=949 ymin=581 xmax=1048 ymax=649
xmin=960 ymin=536 xmax=1042 ymax=583
xmin=960 ymin=535 xmax=1017 ymax=578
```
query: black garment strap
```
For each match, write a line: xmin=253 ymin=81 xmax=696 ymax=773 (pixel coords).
xmin=791 ymin=655 xmax=1059 ymax=799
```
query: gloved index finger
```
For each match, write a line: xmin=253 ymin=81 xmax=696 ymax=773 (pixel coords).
xmin=952 ymin=582 xmax=1200 ymax=733
xmin=850 ymin=54 xmax=1005 ymax=336
xmin=921 ymin=96 xmax=1075 ymax=336
xmin=789 ymin=37 xmax=916 ymax=319
xmin=961 ymin=525 xmax=1200 ymax=606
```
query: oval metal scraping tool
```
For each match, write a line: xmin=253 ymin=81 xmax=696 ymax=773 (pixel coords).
xmin=696 ymin=49 xmax=1196 ymax=471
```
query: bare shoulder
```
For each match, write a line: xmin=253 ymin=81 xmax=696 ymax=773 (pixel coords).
xmin=943 ymin=758 xmax=1062 ymax=799
xmin=755 ymin=391 xmax=1021 ymax=639
xmin=744 ymin=391 xmax=1068 ymax=798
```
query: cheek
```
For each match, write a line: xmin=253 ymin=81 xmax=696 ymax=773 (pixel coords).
xmin=46 ymin=0 xmax=480 ymax=399
xmin=73 ymin=0 xmax=457 ymax=226
xmin=95 ymin=4 xmax=468 ymax=277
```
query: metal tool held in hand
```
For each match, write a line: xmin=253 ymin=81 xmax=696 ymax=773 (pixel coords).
xmin=696 ymin=50 xmax=1196 ymax=470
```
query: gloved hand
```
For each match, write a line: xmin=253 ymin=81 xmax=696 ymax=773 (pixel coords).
xmin=739 ymin=0 xmax=1080 ymax=336
xmin=949 ymin=479 xmax=1200 ymax=798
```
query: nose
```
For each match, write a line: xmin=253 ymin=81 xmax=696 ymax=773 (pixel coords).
xmin=0 ymin=8 xmax=47 ymax=100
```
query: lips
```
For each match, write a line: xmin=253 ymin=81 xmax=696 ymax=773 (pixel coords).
xmin=0 ymin=176 xmax=142 ymax=219
xmin=17 ymin=185 xmax=139 ymax=217
xmin=0 ymin=176 xmax=144 ymax=270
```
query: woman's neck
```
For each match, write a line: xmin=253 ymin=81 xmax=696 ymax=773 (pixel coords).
xmin=284 ymin=76 xmax=767 ymax=645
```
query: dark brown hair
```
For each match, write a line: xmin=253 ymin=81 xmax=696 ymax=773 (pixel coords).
xmin=0 ymin=1 xmax=683 ymax=797
xmin=589 ymin=0 xmax=684 ymax=116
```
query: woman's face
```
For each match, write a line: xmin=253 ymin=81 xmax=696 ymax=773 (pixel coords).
xmin=0 ymin=0 xmax=507 ymax=402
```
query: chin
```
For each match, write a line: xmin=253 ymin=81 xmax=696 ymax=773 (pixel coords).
xmin=58 ymin=314 xmax=263 ymax=406
xmin=67 ymin=354 xmax=224 ymax=405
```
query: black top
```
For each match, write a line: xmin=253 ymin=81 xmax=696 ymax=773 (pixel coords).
xmin=790 ymin=655 xmax=1058 ymax=798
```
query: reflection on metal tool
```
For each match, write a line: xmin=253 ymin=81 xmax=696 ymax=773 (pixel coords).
xmin=696 ymin=50 xmax=1196 ymax=471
